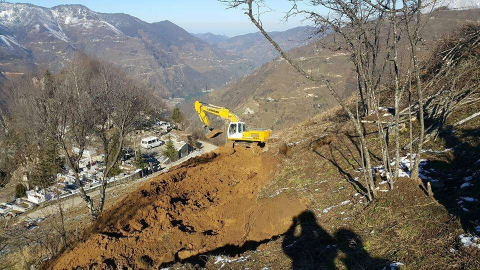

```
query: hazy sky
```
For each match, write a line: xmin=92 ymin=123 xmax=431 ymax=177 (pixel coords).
xmin=8 ymin=0 xmax=311 ymax=36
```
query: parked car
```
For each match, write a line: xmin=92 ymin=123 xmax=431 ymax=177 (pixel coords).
xmin=122 ymin=148 xmax=135 ymax=161
xmin=141 ymin=136 xmax=164 ymax=149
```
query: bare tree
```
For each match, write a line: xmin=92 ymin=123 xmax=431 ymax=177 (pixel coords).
xmin=221 ymin=0 xmax=382 ymax=200
xmin=222 ymin=0 xmax=429 ymax=197
xmin=54 ymin=55 xmax=154 ymax=218
xmin=2 ymin=55 xmax=156 ymax=218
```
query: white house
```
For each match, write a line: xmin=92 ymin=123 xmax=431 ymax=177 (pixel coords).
xmin=26 ymin=190 xmax=46 ymax=204
xmin=0 ymin=202 xmax=26 ymax=216
xmin=173 ymin=141 xmax=189 ymax=160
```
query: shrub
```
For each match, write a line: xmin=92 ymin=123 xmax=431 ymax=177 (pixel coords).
xmin=15 ymin=184 xmax=27 ymax=198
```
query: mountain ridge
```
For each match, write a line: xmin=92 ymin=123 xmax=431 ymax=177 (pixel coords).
xmin=0 ymin=2 xmax=253 ymax=97
xmin=196 ymin=8 xmax=480 ymax=132
xmin=195 ymin=26 xmax=318 ymax=67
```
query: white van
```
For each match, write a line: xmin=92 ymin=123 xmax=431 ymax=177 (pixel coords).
xmin=141 ymin=136 xmax=163 ymax=149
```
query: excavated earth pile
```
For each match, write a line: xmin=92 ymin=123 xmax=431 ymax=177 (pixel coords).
xmin=52 ymin=146 xmax=306 ymax=269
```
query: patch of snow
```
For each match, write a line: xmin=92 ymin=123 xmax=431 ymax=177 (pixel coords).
xmin=464 ymin=176 xmax=473 ymax=181
xmin=0 ymin=35 xmax=12 ymax=50
xmin=102 ymin=21 xmax=124 ymax=36
xmin=214 ymin=255 xmax=250 ymax=268
xmin=397 ymin=170 xmax=410 ymax=178
xmin=323 ymin=200 xmax=351 ymax=213
xmin=244 ymin=107 xmax=255 ymax=115
xmin=476 ymin=226 xmax=480 ymax=233
xmin=3 ymin=35 xmax=24 ymax=49
xmin=433 ymin=0 xmax=480 ymax=10
xmin=323 ymin=205 xmax=335 ymax=213
xmin=43 ymin=23 xmax=71 ymax=43
xmin=269 ymin=188 xmax=289 ymax=198
xmin=461 ymin=197 xmax=478 ymax=202
xmin=459 ymin=234 xmax=480 ymax=248
xmin=460 ymin=182 xmax=472 ymax=189
xmin=384 ymin=262 xmax=404 ymax=270
xmin=340 ymin=200 xmax=351 ymax=205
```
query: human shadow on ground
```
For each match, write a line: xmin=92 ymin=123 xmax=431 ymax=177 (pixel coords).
xmin=282 ymin=210 xmax=391 ymax=269
xmin=161 ymin=210 xmax=392 ymax=269
xmin=422 ymin=127 xmax=480 ymax=233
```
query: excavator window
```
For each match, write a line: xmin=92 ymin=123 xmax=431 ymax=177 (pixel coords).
xmin=229 ymin=123 xmax=237 ymax=135
xmin=238 ymin=123 xmax=243 ymax=133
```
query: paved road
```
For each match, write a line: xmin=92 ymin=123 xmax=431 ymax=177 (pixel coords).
xmin=13 ymin=141 xmax=218 ymax=224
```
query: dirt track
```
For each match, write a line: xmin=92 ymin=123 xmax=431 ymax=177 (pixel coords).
xmin=52 ymin=145 xmax=306 ymax=269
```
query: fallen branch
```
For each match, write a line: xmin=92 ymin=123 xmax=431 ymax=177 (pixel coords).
xmin=453 ymin=111 xmax=480 ymax=127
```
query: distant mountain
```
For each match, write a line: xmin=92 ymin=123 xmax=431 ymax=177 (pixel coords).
xmin=198 ymin=8 xmax=480 ymax=131
xmin=0 ymin=3 xmax=254 ymax=97
xmin=194 ymin=33 xmax=230 ymax=45
xmin=197 ymin=26 xmax=318 ymax=68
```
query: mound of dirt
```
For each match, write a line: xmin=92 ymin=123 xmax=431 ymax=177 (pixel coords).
xmin=51 ymin=146 xmax=306 ymax=269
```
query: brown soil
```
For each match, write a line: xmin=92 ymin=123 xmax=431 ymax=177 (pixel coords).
xmin=51 ymin=146 xmax=306 ymax=269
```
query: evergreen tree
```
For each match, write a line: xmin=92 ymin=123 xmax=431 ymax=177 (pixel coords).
xmin=134 ymin=149 xmax=147 ymax=177
xmin=171 ymin=107 xmax=183 ymax=126
xmin=134 ymin=149 xmax=147 ymax=170
xmin=15 ymin=183 xmax=27 ymax=198
xmin=30 ymin=139 xmax=63 ymax=189
xmin=106 ymin=133 xmax=122 ymax=178
xmin=107 ymin=160 xmax=122 ymax=177
xmin=163 ymin=137 xmax=177 ymax=161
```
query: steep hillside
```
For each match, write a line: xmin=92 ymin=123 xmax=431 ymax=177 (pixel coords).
xmin=0 ymin=3 xmax=253 ymax=97
xmin=48 ymin=25 xmax=480 ymax=269
xmin=198 ymin=26 xmax=317 ymax=68
xmin=194 ymin=8 xmax=480 ymax=132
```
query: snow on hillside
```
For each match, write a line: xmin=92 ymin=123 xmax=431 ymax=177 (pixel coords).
xmin=0 ymin=34 xmax=26 ymax=51
xmin=0 ymin=2 xmax=124 ymax=46
xmin=434 ymin=0 xmax=480 ymax=9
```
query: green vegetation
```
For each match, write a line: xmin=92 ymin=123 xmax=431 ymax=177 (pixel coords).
xmin=134 ymin=149 xmax=147 ymax=170
xmin=106 ymin=134 xmax=122 ymax=178
xmin=163 ymin=137 xmax=177 ymax=161
xmin=30 ymin=140 xmax=63 ymax=189
xmin=107 ymin=161 xmax=122 ymax=178
xmin=171 ymin=107 xmax=183 ymax=126
xmin=15 ymin=183 xmax=27 ymax=198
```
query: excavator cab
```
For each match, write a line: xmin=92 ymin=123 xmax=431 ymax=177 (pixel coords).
xmin=227 ymin=122 xmax=246 ymax=140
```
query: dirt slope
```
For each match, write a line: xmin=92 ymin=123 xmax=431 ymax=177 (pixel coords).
xmin=51 ymin=146 xmax=306 ymax=269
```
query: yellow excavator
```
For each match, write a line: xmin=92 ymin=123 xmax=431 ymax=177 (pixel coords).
xmin=194 ymin=101 xmax=271 ymax=146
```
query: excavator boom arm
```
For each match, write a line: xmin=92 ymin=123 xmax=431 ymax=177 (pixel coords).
xmin=195 ymin=101 xmax=239 ymax=128
xmin=194 ymin=101 xmax=270 ymax=143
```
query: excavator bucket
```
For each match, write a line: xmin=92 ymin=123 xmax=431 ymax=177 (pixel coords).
xmin=206 ymin=129 xmax=223 ymax=139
